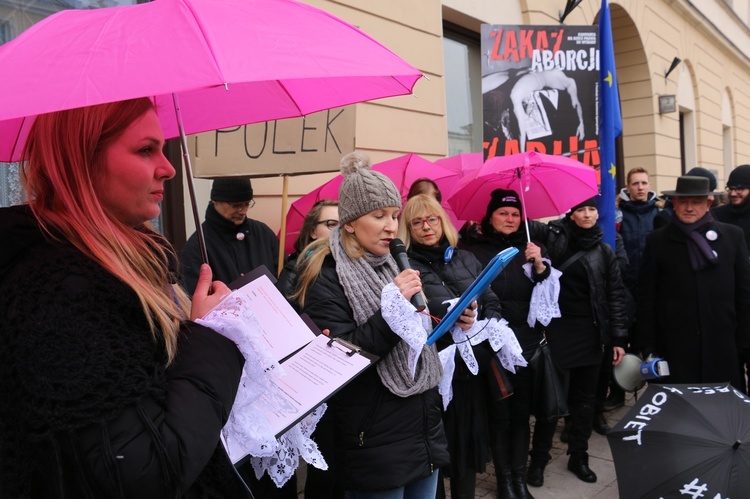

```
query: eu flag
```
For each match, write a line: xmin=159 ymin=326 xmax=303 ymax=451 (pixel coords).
xmin=598 ymin=0 xmax=622 ymax=249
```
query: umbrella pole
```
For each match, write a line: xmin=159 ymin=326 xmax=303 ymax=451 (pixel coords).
xmin=172 ymin=93 xmax=209 ymax=266
xmin=278 ymin=175 xmax=289 ymax=277
xmin=517 ymin=167 xmax=531 ymax=244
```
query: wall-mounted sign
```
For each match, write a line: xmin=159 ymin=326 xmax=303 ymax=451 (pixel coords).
xmin=658 ymin=95 xmax=676 ymax=114
xmin=190 ymin=106 xmax=355 ymax=178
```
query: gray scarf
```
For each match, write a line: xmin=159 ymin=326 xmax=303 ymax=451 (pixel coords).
xmin=329 ymin=228 xmax=442 ymax=397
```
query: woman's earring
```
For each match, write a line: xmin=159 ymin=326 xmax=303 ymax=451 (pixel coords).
xmin=346 ymin=226 xmax=354 ymax=233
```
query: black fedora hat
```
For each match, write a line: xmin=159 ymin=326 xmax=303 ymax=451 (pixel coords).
xmin=661 ymin=176 xmax=719 ymax=197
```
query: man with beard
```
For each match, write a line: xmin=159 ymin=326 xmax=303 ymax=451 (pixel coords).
xmin=712 ymin=164 xmax=750 ymax=393
xmin=634 ymin=175 xmax=750 ymax=389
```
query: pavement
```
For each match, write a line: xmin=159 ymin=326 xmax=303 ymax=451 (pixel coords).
xmin=295 ymin=392 xmax=639 ymax=498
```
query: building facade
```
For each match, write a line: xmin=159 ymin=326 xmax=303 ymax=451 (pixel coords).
xmin=1 ymin=0 xmax=749 ymax=246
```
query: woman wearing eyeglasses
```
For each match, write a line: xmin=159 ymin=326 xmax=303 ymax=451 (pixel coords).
xmin=181 ymin=177 xmax=280 ymax=294
xmin=277 ymin=200 xmax=339 ymax=298
xmin=398 ymin=194 xmax=515 ymax=499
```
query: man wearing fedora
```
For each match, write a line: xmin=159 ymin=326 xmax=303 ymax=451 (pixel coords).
xmin=181 ymin=177 xmax=280 ymax=295
xmin=633 ymin=175 xmax=750 ymax=388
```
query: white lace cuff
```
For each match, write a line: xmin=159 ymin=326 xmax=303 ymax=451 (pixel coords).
xmin=523 ymin=260 xmax=562 ymax=327
xmin=197 ymin=295 xmax=327 ymax=488
xmin=381 ymin=282 xmax=432 ymax=379
xmin=438 ymin=345 xmax=456 ymax=410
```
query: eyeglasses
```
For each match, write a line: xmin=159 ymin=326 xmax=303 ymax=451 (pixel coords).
xmin=410 ymin=216 xmax=441 ymax=229
xmin=725 ymin=186 xmax=749 ymax=193
xmin=316 ymin=219 xmax=340 ymax=229
xmin=226 ymin=200 xmax=255 ymax=211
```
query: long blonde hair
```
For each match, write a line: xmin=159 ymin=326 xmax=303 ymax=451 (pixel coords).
xmin=22 ymin=98 xmax=189 ymax=364
xmin=291 ymin=228 xmax=364 ymax=307
xmin=398 ymin=194 xmax=459 ymax=249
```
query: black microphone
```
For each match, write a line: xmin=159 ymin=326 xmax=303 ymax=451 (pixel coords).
xmin=389 ymin=238 xmax=426 ymax=312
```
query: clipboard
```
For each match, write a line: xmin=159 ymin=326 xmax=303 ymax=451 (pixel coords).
xmin=207 ymin=267 xmax=379 ymax=462
xmin=425 ymin=246 xmax=519 ymax=346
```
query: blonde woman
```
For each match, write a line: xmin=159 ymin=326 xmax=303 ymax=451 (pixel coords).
xmin=293 ymin=153 xmax=448 ymax=499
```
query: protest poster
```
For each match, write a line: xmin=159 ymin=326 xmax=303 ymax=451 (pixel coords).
xmin=482 ymin=25 xmax=600 ymax=168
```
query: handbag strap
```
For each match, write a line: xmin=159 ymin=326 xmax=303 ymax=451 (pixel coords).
xmin=557 ymin=250 xmax=586 ymax=272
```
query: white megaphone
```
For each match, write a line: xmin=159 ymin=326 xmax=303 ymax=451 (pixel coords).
xmin=613 ymin=354 xmax=671 ymax=392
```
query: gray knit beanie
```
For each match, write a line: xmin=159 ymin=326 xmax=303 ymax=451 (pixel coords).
xmin=338 ymin=152 xmax=402 ymax=224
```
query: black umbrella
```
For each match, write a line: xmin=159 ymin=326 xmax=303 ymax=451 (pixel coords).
xmin=607 ymin=383 xmax=750 ymax=498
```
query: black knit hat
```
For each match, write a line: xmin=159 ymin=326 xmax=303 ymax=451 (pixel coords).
xmin=210 ymin=178 xmax=253 ymax=202
xmin=685 ymin=167 xmax=717 ymax=192
xmin=485 ymin=189 xmax=523 ymax=220
xmin=567 ymin=196 xmax=598 ymax=216
xmin=727 ymin=164 xmax=750 ymax=188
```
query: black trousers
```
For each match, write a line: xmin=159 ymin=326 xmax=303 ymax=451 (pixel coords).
xmin=530 ymin=362 xmax=601 ymax=463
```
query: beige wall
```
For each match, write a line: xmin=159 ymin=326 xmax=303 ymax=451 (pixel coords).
xmin=181 ymin=0 xmax=750 ymax=237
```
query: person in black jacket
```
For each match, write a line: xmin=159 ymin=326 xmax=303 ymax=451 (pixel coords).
xmin=0 ymin=98 xmax=250 ymax=498
xmin=462 ymin=189 xmax=559 ymax=499
xmin=181 ymin=177 xmax=280 ymax=294
xmin=292 ymin=152 xmax=449 ymax=499
xmin=277 ymin=199 xmax=339 ymax=298
xmin=399 ymin=194 xmax=510 ymax=499
xmin=528 ymin=197 xmax=627 ymax=486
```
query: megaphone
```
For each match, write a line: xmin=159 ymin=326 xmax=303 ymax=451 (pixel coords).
xmin=613 ymin=354 xmax=671 ymax=392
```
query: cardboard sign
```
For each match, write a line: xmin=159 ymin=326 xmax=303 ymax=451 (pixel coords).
xmin=190 ymin=106 xmax=355 ymax=178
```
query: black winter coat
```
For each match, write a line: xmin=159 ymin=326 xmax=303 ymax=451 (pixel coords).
xmin=634 ymin=219 xmax=750 ymax=387
xmin=462 ymin=228 xmax=551 ymax=358
xmin=407 ymin=243 xmax=502 ymax=373
xmin=182 ymin=203 xmax=280 ymax=294
xmin=712 ymin=202 xmax=750 ymax=251
xmin=540 ymin=219 xmax=628 ymax=348
xmin=0 ymin=206 xmax=250 ymax=499
xmin=297 ymin=255 xmax=449 ymax=491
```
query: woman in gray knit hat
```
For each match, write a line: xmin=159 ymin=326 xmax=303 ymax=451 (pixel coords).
xmin=292 ymin=152 xmax=449 ymax=498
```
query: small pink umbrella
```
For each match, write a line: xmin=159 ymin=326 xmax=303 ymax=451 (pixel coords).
xmin=447 ymin=151 xmax=598 ymax=239
xmin=0 ymin=0 xmax=422 ymax=264
xmin=282 ymin=153 xmax=460 ymax=255
xmin=434 ymin=152 xmax=484 ymax=185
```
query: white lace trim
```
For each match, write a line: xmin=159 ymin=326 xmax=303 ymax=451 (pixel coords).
xmin=523 ymin=259 xmax=562 ymax=327
xmin=197 ymin=296 xmax=326 ymax=488
xmin=433 ymin=299 xmax=527 ymax=409
xmin=380 ymin=282 xmax=432 ymax=379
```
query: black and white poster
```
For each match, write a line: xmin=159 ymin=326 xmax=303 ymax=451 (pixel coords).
xmin=482 ymin=25 xmax=600 ymax=167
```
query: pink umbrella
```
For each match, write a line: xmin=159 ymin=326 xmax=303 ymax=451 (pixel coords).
xmin=447 ymin=151 xmax=598 ymax=237
xmin=282 ymin=153 xmax=460 ymax=255
xmin=434 ymin=152 xmax=484 ymax=184
xmin=0 ymin=0 xmax=422 ymax=264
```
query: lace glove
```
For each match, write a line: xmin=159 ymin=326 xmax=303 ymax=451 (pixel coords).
xmin=523 ymin=259 xmax=562 ymax=327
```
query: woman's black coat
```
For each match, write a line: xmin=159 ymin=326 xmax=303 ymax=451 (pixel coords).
xmin=462 ymin=227 xmax=551 ymax=358
xmin=297 ymin=255 xmax=449 ymax=491
xmin=0 ymin=206 xmax=250 ymax=499
xmin=539 ymin=219 xmax=628 ymax=348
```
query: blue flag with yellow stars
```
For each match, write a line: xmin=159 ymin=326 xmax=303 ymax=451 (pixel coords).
xmin=598 ymin=0 xmax=622 ymax=249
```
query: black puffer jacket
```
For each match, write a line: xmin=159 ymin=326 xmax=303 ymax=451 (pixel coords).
xmin=408 ymin=243 xmax=502 ymax=375
xmin=0 ymin=205 xmax=250 ymax=499
xmin=461 ymin=226 xmax=551 ymax=358
xmin=297 ymin=255 xmax=449 ymax=491
xmin=540 ymin=218 xmax=628 ymax=348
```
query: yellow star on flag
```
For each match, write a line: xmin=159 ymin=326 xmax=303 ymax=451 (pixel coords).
xmin=609 ymin=163 xmax=616 ymax=179
xmin=604 ymin=71 xmax=613 ymax=87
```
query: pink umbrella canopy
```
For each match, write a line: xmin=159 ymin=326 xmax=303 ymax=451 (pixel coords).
xmin=434 ymin=152 xmax=484 ymax=179
xmin=447 ymin=151 xmax=599 ymax=222
xmin=0 ymin=0 xmax=422 ymax=162
xmin=282 ymin=153 xmax=460 ymax=254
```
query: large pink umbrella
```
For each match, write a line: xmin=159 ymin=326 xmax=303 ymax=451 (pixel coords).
xmin=282 ymin=153 xmax=459 ymax=254
xmin=447 ymin=151 xmax=598 ymax=234
xmin=0 ymin=0 xmax=422 ymax=264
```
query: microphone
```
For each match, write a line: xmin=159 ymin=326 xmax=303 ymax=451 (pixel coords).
xmin=389 ymin=238 xmax=426 ymax=312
